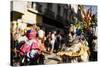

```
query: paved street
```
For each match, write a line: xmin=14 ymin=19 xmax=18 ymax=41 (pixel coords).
xmin=44 ymin=53 xmax=62 ymax=64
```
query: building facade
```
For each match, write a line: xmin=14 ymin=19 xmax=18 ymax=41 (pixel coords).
xmin=11 ymin=1 xmax=79 ymax=32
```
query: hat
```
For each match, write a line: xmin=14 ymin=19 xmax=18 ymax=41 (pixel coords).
xmin=27 ymin=29 xmax=32 ymax=34
xmin=27 ymin=20 xmax=36 ymax=25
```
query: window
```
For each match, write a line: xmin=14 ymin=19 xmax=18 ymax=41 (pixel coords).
xmin=27 ymin=2 xmax=32 ymax=8
xmin=47 ymin=3 xmax=52 ymax=9
xmin=31 ymin=2 xmax=34 ymax=8
xmin=63 ymin=8 xmax=67 ymax=18
xmin=36 ymin=3 xmax=42 ymax=12
xmin=57 ymin=4 xmax=61 ymax=15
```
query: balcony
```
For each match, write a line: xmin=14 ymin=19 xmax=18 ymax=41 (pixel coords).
xmin=36 ymin=3 xmax=42 ymax=13
xmin=44 ymin=8 xmax=55 ymax=19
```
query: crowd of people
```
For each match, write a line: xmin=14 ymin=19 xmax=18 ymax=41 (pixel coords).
xmin=11 ymin=6 xmax=97 ymax=66
xmin=11 ymin=19 xmax=63 ymax=65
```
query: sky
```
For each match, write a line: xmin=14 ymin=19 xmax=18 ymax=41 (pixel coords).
xmin=84 ymin=5 xmax=97 ymax=15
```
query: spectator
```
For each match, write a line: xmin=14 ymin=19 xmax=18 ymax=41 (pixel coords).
xmin=50 ymin=31 xmax=56 ymax=54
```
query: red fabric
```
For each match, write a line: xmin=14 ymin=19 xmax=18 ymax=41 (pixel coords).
xmin=31 ymin=39 xmax=39 ymax=50
xmin=20 ymin=43 xmax=31 ymax=55
xmin=20 ymin=39 xmax=39 ymax=55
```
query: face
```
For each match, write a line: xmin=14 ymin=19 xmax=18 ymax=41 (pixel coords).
xmin=68 ymin=24 xmax=77 ymax=42
xmin=27 ymin=33 xmax=33 ymax=40
xmin=14 ymin=33 xmax=19 ymax=40
xmin=49 ymin=32 xmax=51 ymax=35
xmin=68 ymin=30 xmax=76 ymax=43
xmin=26 ymin=30 xmax=37 ymax=40
xmin=53 ymin=31 xmax=56 ymax=34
